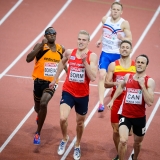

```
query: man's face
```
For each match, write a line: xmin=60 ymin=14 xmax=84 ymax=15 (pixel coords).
xmin=77 ymin=34 xmax=89 ymax=50
xmin=111 ymin=4 xmax=123 ymax=19
xmin=135 ymin=56 xmax=148 ymax=73
xmin=45 ymin=28 xmax=56 ymax=43
xmin=119 ymin=42 xmax=132 ymax=58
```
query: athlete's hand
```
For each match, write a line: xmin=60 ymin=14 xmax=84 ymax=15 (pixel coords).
xmin=106 ymin=100 xmax=114 ymax=110
xmin=42 ymin=38 xmax=48 ymax=45
xmin=117 ymin=33 xmax=123 ymax=40
xmin=137 ymin=77 xmax=145 ymax=88
xmin=49 ymin=80 xmax=56 ymax=89
xmin=96 ymin=40 xmax=101 ymax=48
xmin=80 ymin=53 xmax=87 ymax=63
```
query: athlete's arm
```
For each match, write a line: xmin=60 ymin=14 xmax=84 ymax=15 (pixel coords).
xmin=107 ymin=74 xmax=129 ymax=109
xmin=82 ymin=52 xmax=98 ymax=82
xmin=49 ymin=49 xmax=72 ymax=89
xmin=118 ymin=20 xmax=132 ymax=42
xmin=104 ymin=62 xmax=118 ymax=88
xmin=138 ymin=77 xmax=155 ymax=106
xmin=96 ymin=16 xmax=107 ymax=47
xmin=26 ymin=38 xmax=47 ymax=62
xmin=61 ymin=45 xmax=68 ymax=73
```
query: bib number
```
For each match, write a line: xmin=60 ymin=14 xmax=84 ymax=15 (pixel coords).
xmin=44 ymin=62 xmax=58 ymax=77
xmin=69 ymin=67 xmax=85 ymax=83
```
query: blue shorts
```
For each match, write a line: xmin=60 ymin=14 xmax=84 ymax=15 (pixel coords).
xmin=60 ymin=91 xmax=89 ymax=115
xmin=99 ymin=51 xmax=120 ymax=71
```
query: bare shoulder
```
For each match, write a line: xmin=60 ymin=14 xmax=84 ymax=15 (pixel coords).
xmin=121 ymin=20 xmax=130 ymax=29
xmin=102 ymin=16 xmax=108 ymax=24
xmin=64 ymin=49 xmax=73 ymax=58
xmin=90 ymin=52 xmax=98 ymax=60
xmin=148 ymin=78 xmax=155 ymax=88
xmin=108 ymin=62 xmax=115 ymax=72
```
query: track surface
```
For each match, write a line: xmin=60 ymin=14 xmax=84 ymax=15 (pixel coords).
xmin=0 ymin=0 xmax=160 ymax=160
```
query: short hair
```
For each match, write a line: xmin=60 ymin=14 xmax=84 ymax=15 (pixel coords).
xmin=78 ymin=30 xmax=90 ymax=41
xmin=136 ymin=54 xmax=149 ymax=65
xmin=111 ymin=2 xmax=123 ymax=10
xmin=120 ymin=40 xmax=132 ymax=48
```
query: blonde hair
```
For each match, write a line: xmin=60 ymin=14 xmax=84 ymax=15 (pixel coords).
xmin=78 ymin=30 xmax=90 ymax=41
xmin=111 ymin=2 xmax=123 ymax=10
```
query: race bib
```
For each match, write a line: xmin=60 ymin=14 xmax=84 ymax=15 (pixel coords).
xmin=44 ymin=62 xmax=58 ymax=77
xmin=125 ymin=88 xmax=142 ymax=104
xmin=69 ymin=67 xmax=85 ymax=83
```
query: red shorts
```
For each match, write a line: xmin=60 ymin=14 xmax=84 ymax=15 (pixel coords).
xmin=111 ymin=100 xmax=122 ymax=123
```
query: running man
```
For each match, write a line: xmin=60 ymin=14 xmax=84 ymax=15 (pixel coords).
xmin=105 ymin=40 xmax=136 ymax=160
xmin=26 ymin=27 xmax=67 ymax=145
xmin=49 ymin=30 xmax=98 ymax=160
xmin=96 ymin=1 xmax=132 ymax=112
xmin=107 ymin=54 xmax=155 ymax=160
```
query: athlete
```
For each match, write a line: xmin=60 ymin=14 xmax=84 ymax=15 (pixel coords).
xmin=96 ymin=1 xmax=132 ymax=112
xmin=105 ymin=40 xmax=136 ymax=160
xmin=49 ymin=30 xmax=98 ymax=160
xmin=107 ymin=54 xmax=155 ymax=160
xmin=26 ymin=27 xmax=67 ymax=145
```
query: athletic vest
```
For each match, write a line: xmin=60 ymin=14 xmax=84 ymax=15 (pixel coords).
xmin=122 ymin=74 xmax=150 ymax=118
xmin=32 ymin=43 xmax=63 ymax=82
xmin=102 ymin=17 xmax=125 ymax=53
xmin=111 ymin=60 xmax=136 ymax=100
xmin=63 ymin=49 xmax=91 ymax=97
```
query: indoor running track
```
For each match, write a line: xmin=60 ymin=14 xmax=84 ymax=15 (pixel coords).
xmin=0 ymin=0 xmax=160 ymax=160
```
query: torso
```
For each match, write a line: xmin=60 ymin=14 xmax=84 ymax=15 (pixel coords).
xmin=122 ymin=74 xmax=150 ymax=118
xmin=32 ymin=43 xmax=62 ymax=82
xmin=63 ymin=49 xmax=91 ymax=97
xmin=111 ymin=60 xmax=136 ymax=101
xmin=102 ymin=17 xmax=125 ymax=53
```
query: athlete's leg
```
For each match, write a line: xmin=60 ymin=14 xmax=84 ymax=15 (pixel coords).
xmin=112 ymin=123 xmax=120 ymax=152
xmin=132 ymin=135 xmax=144 ymax=160
xmin=36 ymin=92 xmax=52 ymax=134
xmin=118 ymin=125 xmax=129 ymax=160
xmin=132 ymin=116 xmax=146 ymax=160
xmin=75 ymin=113 xmax=86 ymax=147
xmin=59 ymin=103 xmax=71 ymax=141
xmin=98 ymin=68 xmax=107 ymax=105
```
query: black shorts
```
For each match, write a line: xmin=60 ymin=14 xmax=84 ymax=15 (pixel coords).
xmin=60 ymin=91 xmax=89 ymax=115
xmin=119 ymin=115 xmax=146 ymax=136
xmin=33 ymin=78 xmax=57 ymax=102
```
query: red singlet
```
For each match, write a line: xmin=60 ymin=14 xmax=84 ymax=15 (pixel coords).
xmin=122 ymin=74 xmax=150 ymax=118
xmin=63 ymin=49 xmax=91 ymax=97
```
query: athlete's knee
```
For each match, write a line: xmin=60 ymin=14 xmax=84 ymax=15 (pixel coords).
xmin=76 ymin=118 xmax=85 ymax=127
xmin=119 ymin=137 xmax=128 ymax=146
xmin=113 ymin=127 xmax=119 ymax=134
xmin=34 ymin=106 xmax=39 ymax=113
xmin=99 ymin=72 xmax=106 ymax=80
xmin=40 ymin=101 xmax=48 ymax=109
xmin=60 ymin=116 xmax=68 ymax=124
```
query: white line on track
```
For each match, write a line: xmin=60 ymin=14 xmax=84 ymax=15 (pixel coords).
xmin=0 ymin=0 xmax=23 ymax=25
xmin=0 ymin=0 xmax=72 ymax=153
xmin=0 ymin=0 xmax=72 ymax=79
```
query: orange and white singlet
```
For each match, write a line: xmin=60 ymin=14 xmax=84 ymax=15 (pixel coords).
xmin=111 ymin=60 xmax=136 ymax=101
xmin=121 ymin=74 xmax=150 ymax=118
xmin=32 ymin=43 xmax=63 ymax=82
xmin=63 ymin=49 xmax=91 ymax=97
